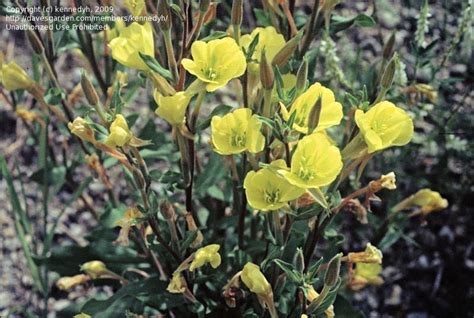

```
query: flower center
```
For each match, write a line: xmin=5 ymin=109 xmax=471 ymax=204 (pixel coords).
xmin=264 ymin=189 xmax=280 ymax=204
xmin=203 ymin=67 xmax=218 ymax=80
xmin=297 ymin=156 xmax=315 ymax=181
xmin=231 ymin=131 xmax=246 ymax=148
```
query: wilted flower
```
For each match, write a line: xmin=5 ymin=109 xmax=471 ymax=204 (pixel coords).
xmin=154 ymin=91 xmax=191 ymax=126
xmin=105 ymin=115 xmax=132 ymax=148
xmin=347 ymin=243 xmax=383 ymax=264
xmin=73 ymin=314 xmax=92 ymax=318
xmin=167 ymin=272 xmax=186 ymax=294
xmin=16 ymin=107 xmax=38 ymax=122
xmin=56 ymin=274 xmax=90 ymax=290
xmin=394 ymin=189 xmax=448 ymax=215
xmin=280 ymin=82 xmax=343 ymax=134
xmin=114 ymin=207 xmax=143 ymax=246
xmin=240 ymin=26 xmax=286 ymax=72
xmin=80 ymin=260 xmax=108 ymax=279
xmin=189 ymin=244 xmax=222 ymax=271
xmin=355 ymin=101 xmax=414 ymax=153
xmin=1 ymin=61 xmax=35 ymax=91
xmin=244 ymin=160 xmax=305 ymax=211
xmin=211 ymin=108 xmax=265 ymax=155
xmin=182 ymin=37 xmax=246 ymax=92
xmin=68 ymin=117 xmax=96 ymax=144
xmin=380 ymin=172 xmax=396 ymax=190
xmin=109 ymin=22 xmax=154 ymax=71
xmin=241 ymin=262 xmax=271 ymax=296
xmin=349 ymin=263 xmax=384 ymax=291
xmin=278 ymin=133 xmax=343 ymax=189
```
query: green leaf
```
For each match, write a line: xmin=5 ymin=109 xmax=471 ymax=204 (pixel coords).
xmin=307 ymin=188 xmax=330 ymax=210
xmin=253 ymin=8 xmax=272 ymax=27
xmin=308 ymin=278 xmax=341 ymax=315
xmin=139 ymin=52 xmax=173 ymax=81
xmin=44 ymin=87 xmax=66 ymax=105
xmin=201 ymin=31 xmax=228 ymax=42
xmin=245 ymin=33 xmax=260 ymax=60
xmin=330 ymin=14 xmax=376 ymax=34
xmin=333 ymin=294 xmax=365 ymax=318
xmin=196 ymin=104 xmax=233 ymax=131
xmin=273 ymin=259 xmax=302 ymax=283
xmin=354 ymin=14 xmax=376 ymax=27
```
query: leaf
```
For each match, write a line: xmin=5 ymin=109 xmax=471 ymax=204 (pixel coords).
xmin=245 ymin=33 xmax=260 ymax=60
xmin=273 ymin=259 xmax=302 ymax=283
xmin=0 ymin=156 xmax=45 ymax=293
xmin=333 ymin=294 xmax=365 ymax=318
xmin=308 ymin=278 xmax=342 ymax=315
xmin=201 ymin=31 xmax=228 ymax=42
xmin=354 ymin=14 xmax=376 ymax=27
xmin=253 ymin=8 xmax=272 ymax=27
xmin=44 ymin=87 xmax=66 ymax=105
xmin=196 ymin=104 xmax=233 ymax=131
xmin=330 ymin=14 xmax=376 ymax=34
xmin=139 ymin=52 xmax=173 ymax=81
xmin=306 ymin=188 xmax=329 ymax=210
xmin=307 ymin=257 xmax=324 ymax=280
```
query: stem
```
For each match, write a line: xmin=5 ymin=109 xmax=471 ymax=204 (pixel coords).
xmin=163 ymin=30 xmax=179 ymax=84
xmin=272 ymin=211 xmax=284 ymax=246
xmin=148 ymin=217 xmax=182 ymax=263
xmin=238 ymin=154 xmax=248 ymax=249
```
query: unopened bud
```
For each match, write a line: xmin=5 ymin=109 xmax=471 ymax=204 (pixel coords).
xmin=160 ymin=200 xmax=176 ymax=219
xmin=26 ymin=30 xmax=44 ymax=55
xmin=200 ymin=0 xmax=211 ymax=13
xmin=260 ymin=50 xmax=274 ymax=90
xmin=293 ymin=248 xmax=305 ymax=273
xmin=231 ymin=0 xmax=243 ymax=26
xmin=380 ymin=54 xmax=398 ymax=89
xmin=158 ymin=0 xmax=172 ymax=31
xmin=80 ymin=260 xmax=108 ymax=279
xmin=324 ymin=253 xmax=342 ymax=287
xmin=132 ymin=167 xmax=146 ymax=190
xmin=307 ymin=96 xmax=322 ymax=134
xmin=81 ymin=72 xmax=99 ymax=106
xmin=296 ymin=58 xmax=308 ymax=93
xmin=272 ymin=32 xmax=303 ymax=68
xmin=382 ymin=32 xmax=396 ymax=60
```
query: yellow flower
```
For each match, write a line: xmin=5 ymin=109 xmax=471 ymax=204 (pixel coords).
xmin=211 ymin=108 xmax=265 ymax=155
xmin=1 ymin=61 xmax=35 ymax=91
xmin=56 ymin=274 xmax=90 ymax=291
xmin=278 ymin=133 xmax=342 ymax=189
xmin=350 ymin=263 xmax=384 ymax=291
xmin=80 ymin=260 xmax=108 ymax=279
xmin=355 ymin=101 xmax=413 ymax=153
xmin=280 ymin=82 xmax=343 ymax=134
xmin=189 ymin=244 xmax=222 ymax=271
xmin=240 ymin=26 xmax=286 ymax=73
xmin=124 ymin=0 xmax=145 ymax=16
xmin=105 ymin=115 xmax=132 ymax=148
xmin=109 ymin=22 xmax=154 ymax=71
xmin=244 ymin=160 xmax=305 ymax=211
xmin=106 ymin=18 xmax=126 ymax=41
xmin=348 ymin=243 xmax=383 ymax=264
xmin=182 ymin=37 xmax=246 ymax=92
xmin=68 ymin=117 xmax=96 ymax=144
xmin=241 ymin=262 xmax=271 ymax=296
xmin=167 ymin=272 xmax=186 ymax=294
xmin=154 ymin=91 xmax=191 ymax=126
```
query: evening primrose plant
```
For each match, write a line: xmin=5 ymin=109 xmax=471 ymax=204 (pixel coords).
xmin=0 ymin=0 xmax=455 ymax=317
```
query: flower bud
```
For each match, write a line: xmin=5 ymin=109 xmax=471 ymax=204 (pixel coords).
xmin=157 ymin=0 xmax=172 ymax=31
xmin=68 ymin=117 xmax=96 ymax=143
xmin=231 ymin=0 xmax=243 ymax=26
xmin=260 ymin=50 xmax=274 ymax=90
xmin=380 ymin=54 xmax=398 ymax=89
xmin=1 ymin=61 xmax=35 ymax=91
xmin=307 ymin=95 xmax=322 ymax=134
xmin=382 ymin=32 xmax=396 ymax=60
xmin=296 ymin=58 xmax=308 ymax=93
xmin=241 ymin=262 xmax=272 ymax=296
xmin=160 ymin=200 xmax=176 ymax=219
xmin=26 ymin=29 xmax=44 ymax=55
xmin=200 ymin=0 xmax=211 ymax=13
xmin=347 ymin=243 xmax=383 ymax=264
xmin=81 ymin=72 xmax=100 ymax=106
xmin=272 ymin=32 xmax=303 ymax=67
xmin=293 ymin=247 xmax=305 ymax=273
xmin=80 ymin=260 xmax=108 ymax=279
xmin=324 ymin=253 xmax=342 ymax=287
xmin=189 ymin=244 xmax=222 ymax=271
xmin=56 ymin=274 xmax=90 ymax=290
